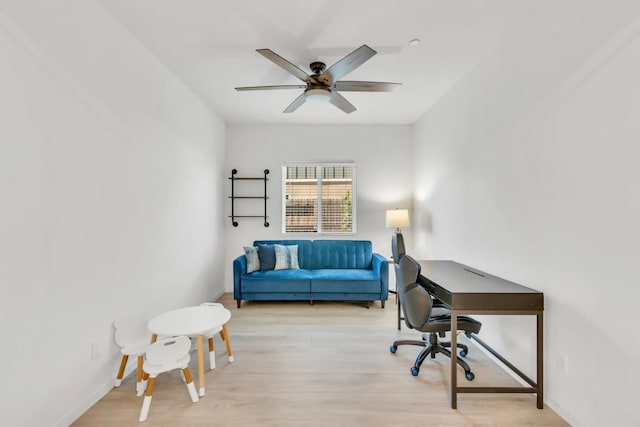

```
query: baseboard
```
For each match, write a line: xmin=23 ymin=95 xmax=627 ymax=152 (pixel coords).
xmin=54 ymin=360 xmax=137 ymax=427
xmin=543 ymin=398 xmax=580 ymax=426
xmin=467 ymin=335 xmax=576 ymax=425
xmin=211 ymin=289 xmax=226 ymax=304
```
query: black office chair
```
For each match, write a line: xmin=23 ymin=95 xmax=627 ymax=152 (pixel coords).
xmin=390 ymin=255 xmax=482 ymax=380
xmin=391 ymin=232 xmax=447 ymax=330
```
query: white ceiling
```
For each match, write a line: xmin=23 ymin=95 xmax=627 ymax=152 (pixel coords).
xmin=99 ymin=0 xmax=574 ymax=125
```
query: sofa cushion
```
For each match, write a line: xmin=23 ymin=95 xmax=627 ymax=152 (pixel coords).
xmin=310 ymin=269 xmax=381 ymax=293
xmin=258 ymin=244 xmax=276 ymax=271
xmin=310 ymin=240 xmax=373 ymax=269
xmin=242 ymin=269 xmax=312 ymax=293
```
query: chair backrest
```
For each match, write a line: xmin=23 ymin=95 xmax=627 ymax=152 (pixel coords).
xmin=397 ymin=255 xmax=433 ymax=330
xmin=113 ymin=314 xmax=149 ymax=349
xmin=391 ymin=232 xmax=406 ymax=264
xmin=145 ymin=336 xmax=192 ymax=369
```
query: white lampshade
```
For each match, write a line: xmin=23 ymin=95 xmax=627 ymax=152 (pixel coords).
xmin=385 ymin=209 xmax=410 ymax=230
xmin=304 ymin=88 xmax=331 ymax=102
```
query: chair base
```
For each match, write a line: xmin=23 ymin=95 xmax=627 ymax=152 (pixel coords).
xmin=391 ymin=334 xmax=469 ymax=356
xmin=390 ymin=333 xmax=474 ymax=380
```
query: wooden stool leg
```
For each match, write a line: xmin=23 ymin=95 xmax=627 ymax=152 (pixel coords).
xmin=208 ymin=337 xmax=216 ymax=370
xmin=136 ymin=355 xmax=145 ymax=396
xmin=139 ymin=376 xmax=157 ymax=422
xmin=115 ymin=355 xmax=128 ymax=387
xmin=221 ymin=324 xmax=234 ymax=362
xmin=196 ymin=335 xmax=205 ymax=396
xmin=182 ymin=368 xmax=199 ymax=403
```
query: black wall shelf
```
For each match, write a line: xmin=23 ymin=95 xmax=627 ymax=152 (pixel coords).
xmin=228 ymin=168 xmax=269 ymax=227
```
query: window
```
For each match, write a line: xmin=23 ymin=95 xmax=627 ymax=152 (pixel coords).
xmin=282 ymin=163 xmax=355 ymax=233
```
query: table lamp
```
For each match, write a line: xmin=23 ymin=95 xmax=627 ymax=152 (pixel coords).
xmin=385 ymin=209 xmax=410 ymax=233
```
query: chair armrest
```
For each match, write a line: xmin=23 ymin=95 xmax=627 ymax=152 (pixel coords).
xmin=233 ymin=255 xmax=247 ymax=301
xmin=372 ymin=253 xmax=389 ymax=300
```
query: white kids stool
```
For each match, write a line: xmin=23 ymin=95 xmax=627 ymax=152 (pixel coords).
xmin=113 ymin=315 xmax=151 ymax=396
xmin=139 ymin=336 xmax=199 ymax=422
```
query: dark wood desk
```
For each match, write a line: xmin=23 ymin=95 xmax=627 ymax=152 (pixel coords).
xmin=417 ymin=260 xmax=544 ymax=409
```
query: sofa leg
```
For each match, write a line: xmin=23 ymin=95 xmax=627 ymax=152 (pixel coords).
xmin=381 ymin=300 xmax=385 ymax=309
xmin=309 ymin=300 xmax=314 ymax=305
xmin=236 ymin=300 xmax=241 ymax=309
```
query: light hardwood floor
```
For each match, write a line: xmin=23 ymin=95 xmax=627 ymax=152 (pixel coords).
xmin=74 ymin=294 xmax=569 ymax=426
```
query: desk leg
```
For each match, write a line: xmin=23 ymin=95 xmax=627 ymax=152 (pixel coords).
xmin=451 ymin=312 xmax=458 ymax=409
xmin=537 ymin=311 xmax=544 ymax=409
xmin=197 ymin=334 xmax=205 ymax=397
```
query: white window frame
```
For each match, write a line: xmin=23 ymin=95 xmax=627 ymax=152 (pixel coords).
xmin=282 ymin=162 xmax=356 ymax=235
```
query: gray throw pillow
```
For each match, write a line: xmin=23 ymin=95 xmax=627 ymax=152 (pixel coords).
xmin=258 ymin=244 xmax=276 ymax=271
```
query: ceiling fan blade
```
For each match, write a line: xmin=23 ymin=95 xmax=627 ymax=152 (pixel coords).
xmin=256 ymin=49 xmax=311 ymax=82
xmin=329 ymin=92 xmax=356 ymax=114
xmin=319 ymin=45 xmax=376 ymax=84
xmin=283 ymin=93 xmax=307 ymax=113
xmin=235 ymin=84 xmax=307 ymax=91
xmin=333 ymin=81 xmax=402 ymax=92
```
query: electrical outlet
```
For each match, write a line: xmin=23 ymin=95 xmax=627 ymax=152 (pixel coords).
xmin=91 ymin=342 xmax=100 ymax=360
xmin=560 ymin=354 xmax=569 ymax=374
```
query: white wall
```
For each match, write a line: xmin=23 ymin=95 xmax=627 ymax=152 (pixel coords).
xmin=412 ymin=1 xmax=640 ymax=426
xmin=0 ymin=2 xmax=226 ymax=426
xmin=224 ymin=124 xmax=413 ymax=292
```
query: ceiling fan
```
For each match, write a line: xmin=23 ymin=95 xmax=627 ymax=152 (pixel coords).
xmin=235 ymin=44 xmax=402 ymax=114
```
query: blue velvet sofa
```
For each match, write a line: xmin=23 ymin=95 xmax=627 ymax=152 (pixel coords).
xmin=233 ymin=240 xmax=389 ymax=308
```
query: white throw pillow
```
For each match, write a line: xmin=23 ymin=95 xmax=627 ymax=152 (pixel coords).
xmin=243 ymin=246 xmax=260 ymax=273
xmin=274 ymin=244 xmax=299 ymax=270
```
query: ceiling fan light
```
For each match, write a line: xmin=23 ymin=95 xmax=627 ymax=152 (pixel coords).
xmin=304 ymin=88 xmax=331 ymax=103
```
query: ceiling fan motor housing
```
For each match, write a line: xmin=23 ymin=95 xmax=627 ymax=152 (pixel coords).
xmin=309 ymin=61 xmax=326 ymax=74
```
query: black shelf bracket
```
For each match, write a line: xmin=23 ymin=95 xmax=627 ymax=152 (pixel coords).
xmin=229 ymin=168 xmax=269 ymax=227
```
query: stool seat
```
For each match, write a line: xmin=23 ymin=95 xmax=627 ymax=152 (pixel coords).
xmin=120 ymin=342 xmax=150 ymax=357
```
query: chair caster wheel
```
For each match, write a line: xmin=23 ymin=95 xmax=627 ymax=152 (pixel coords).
xmin=390 ymin=346 xmax=397 ymax=354
xmin=465 ymin=371 xmax=475 ymax=381
xmin=410 ymin=367 xmax=419 ymax=376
